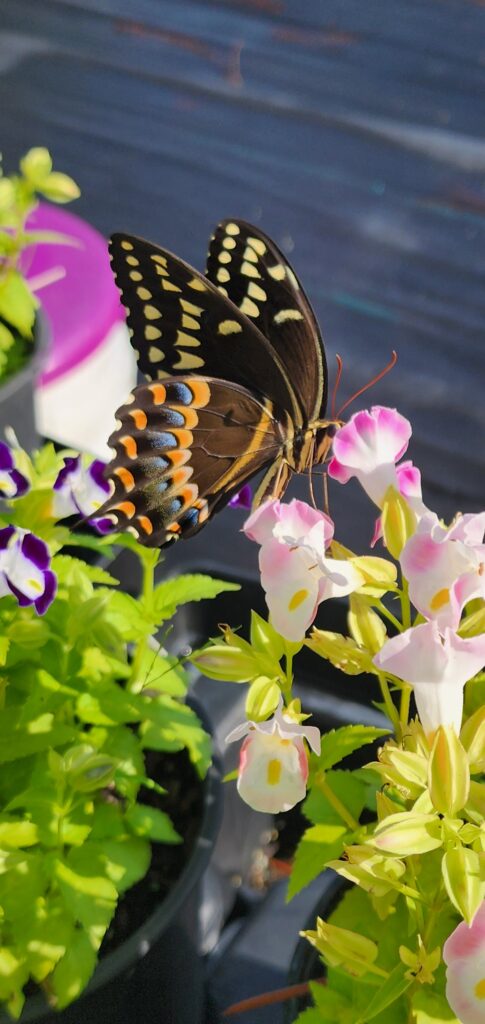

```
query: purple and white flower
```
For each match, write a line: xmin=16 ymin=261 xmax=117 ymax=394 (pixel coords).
xmin=0 ymin=526 xmax=56 ymax=615
xmin=229 ymin=484 xmax=252 ymax=510
xmin=53 ymin=456 xmax=113 ymax=533
xmin=0 ymin=442 xmax=29 ymax=499
xmin=226 ymin=697 xmax=321 ymax=813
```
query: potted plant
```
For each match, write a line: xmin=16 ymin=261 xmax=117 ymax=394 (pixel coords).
xmin=195 ymin=405 xmax=485 ymax=1024
xmin=0 ymin=148 xmax=79 ymax=448
xmin=0 ymin=438 xmax=238 ymax=1022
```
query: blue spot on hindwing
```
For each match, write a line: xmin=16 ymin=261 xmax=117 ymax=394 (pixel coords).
xmin=162 ymin=409 xmax=185 ymax=427
xmin=168 ymin=383 xmax=193 ymax=406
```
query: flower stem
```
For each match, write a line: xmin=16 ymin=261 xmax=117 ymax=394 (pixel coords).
xmin=377 ymin=672 xmax=400 ymax=733
xmin=376 ymin=600 xmax=402 ymax=633
xmin=399 ymin=684 xmax=412 ymax=730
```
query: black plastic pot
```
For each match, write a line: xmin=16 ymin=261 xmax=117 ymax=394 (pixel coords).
xmin=1 ymin=742 xmax=222 ymax=1024
xmin=284 ymin=873 xmax=346 ymax=1023
xmin=0 ymin=311 xmax=49 ymax=451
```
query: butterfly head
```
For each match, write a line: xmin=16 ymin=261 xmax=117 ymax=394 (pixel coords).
xmin=312 ymin=419 xmax=343 ymax=467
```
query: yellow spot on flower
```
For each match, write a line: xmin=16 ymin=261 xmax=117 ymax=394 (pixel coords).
xmin=430 ymin=588 xmax=450 ymax=611
xmin=267 ymin=759 xmax=282 ymax=786
xmin=288 ymin=588 xmax=309 ymax=611
xmin=28 ymin=579 xmax=43 ymax=593
xmin=475 ymin=978 xmax=485 ymax=999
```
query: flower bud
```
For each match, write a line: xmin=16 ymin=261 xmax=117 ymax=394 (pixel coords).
xmin=460 ymin=705 xmax=485 ymax=773
xmin=62 ymin=744 xmax=116 ymax=792
xmin=381 ymin=486 xmax=416 ymax=559
xmin=303 ymin=918 xmax=384 ymax=978
xmin=428 ymin=726 xmax=470 ymax=815
xmin=373 ymin=811 xmax=442 ymax=855
xmin=442 ymin=846 xmax=483 ymax=925
xmin=191 ymin=642 xmax=257 ymax=682
xmin=348 ymin=595 xmax=387 ymax=655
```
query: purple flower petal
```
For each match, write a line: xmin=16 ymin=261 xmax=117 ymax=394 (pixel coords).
xmin=88 ymin=460 xmax=110 ymax=495
xmin=6 ymin=579 xmax=34 ymax=607
xmin=0 ymin=443 xmax=14 ymax=472
xmin=8 ymin=469 xmax=29 ymax=497
xmin=21 ymin=532 xmax=50 ymax=571
xmin=34 ymin=570 xmax=57 ymax=615
xmin=54 ymin=456 xmax=80 ymax=492
xmin=0 ymin=526 xmax=15 ymax=550
xmin=229 ymin=485 xmax=252 ymax=510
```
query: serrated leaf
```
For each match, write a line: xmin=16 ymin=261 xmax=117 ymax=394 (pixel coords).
xmin=0 ymin=270 xmax=35 ymax=335
xmin=317 ymin=726 xmax=390 ymax=771
xmin=151 ymin=574 xmax=239 ymax=621
xmin=50 ymin=929 xmax=97 ymax=1009
xmin=288 ymin=824 xmax=347 ymax=899
xmin=303 ymin=770 xmax=365 ymax=827
xmin=53 ymin=554 xmax=119 ymax=587
xmin=140 ymin=697 xmax=211 ymax=776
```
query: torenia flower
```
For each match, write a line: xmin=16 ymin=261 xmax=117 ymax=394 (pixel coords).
xmin=0 ymin=526 xmax=56 ymax=614
xmin=0 ymin=441 xmax=29 ymax=499
xmin=328 ymin=406 xmax=412 ymax=507
xmin=373 ymin=622 xmax=485 ymax=734
xmin=244 ymin=499 xmax=363 ymax=641
xmin=226 ymin=697 xmax=321 ymax=813
xmin=444 ymin=901 xmax=485 ymax=1024
xmin=401 ymin=512 xmax=485 ymax=631
xmin=53 ymin=456 xmax=113 ymax=533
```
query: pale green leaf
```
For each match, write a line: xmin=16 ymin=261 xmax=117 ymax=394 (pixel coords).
xmin=288 ymin=824 xmax=348 ymax=899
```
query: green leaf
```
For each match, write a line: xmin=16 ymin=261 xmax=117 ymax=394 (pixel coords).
xmin=0 ymin=820 xmax=38 ymax=848
xmin=53 ymin=554 xmax=119 ymax=587
xmin=442 ymin=846 xmax=483 ymax=924
xmin=20 ymin=146 xmax=52 ymax=183
xmin=411 ymin=988 xmax=459 ymax=1023
xmin=141 ymin=697 xmax=211 ymax=776
xmin=0 ymin=636 xmax=10 ymax=665
xmin=50 ymin=930 xmax=97 ymax=1009
xmin=317 ymin=726 xmax=390 ymax=771
xmin=69 ymin=839 xmax=151 ymax=894
xmin=288 ymin=824 xmax=348 ymax=899
xmin=0 ymin=722 xmax=78 ymax=763
xmin=250 ymin=610 xmax=285 ymax=663
xmin=126 ymin=804 xmax=181 ymax=844
xmin=0 ymin=270 xmax=36 ymax=335
xmin=151 ymin=574 xmax=239 ymax=621
xmin=356 ymin=963 xmax=412 ymax=1023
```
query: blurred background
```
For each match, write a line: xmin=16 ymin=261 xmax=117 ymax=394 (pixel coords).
xmin=1 ymin=0 xmax=484 ymax=574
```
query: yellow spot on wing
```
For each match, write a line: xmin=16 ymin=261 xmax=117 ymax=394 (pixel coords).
xmin=162 ymin=279 xmax=181 ymax=292
xmin=247 ymin=237 xmax=266 ymax=256
xmin=145 ymin=325 xmax=162 ymax=340
xmin=218 ymin=251 xmax=232 ymax=264
xmin=248 ymin=282 xmax=267 ymax=302
xmin=240 ymin=297 xmax=259 ymax=318
xmin=145 ymin=305 xmax=162 ymax=320
xmin=223 ymin=236 xmax=236 ymax=250
xmin=217 ymin=268 xmax=230 ymax=283
xmin=173 ymin=351 xmax=205 ymax=370
xmin=274 ymin=309 xmax=304 ymax=324
xmin=151 ymin=254 xmax=167 ymax=267
xmin=129 ymin=270 xmax=142 ymax=282
xmin=180 ymin=299 xmax=203 ymax=316
xmin=182 ymin=314 xmax=200 ymax=330
xmin=154 ymin=264 xmax=169 ymax=277
xmin=157 ymin=368 xmax=170 ymax=379
xmin=188 ymin=276 xmax=207 ymax=291
xmin=241 ymin=261 xmax=260 ymax=278
xmin=268 ymin=264 xmax=286 ymax=280
xmin=218 ymin=320 xmax=242 ymax=335
xmin=225 ymin=222 xmax=240 ymax=236
xmin=176 ymin=330 xmax=200 ymax=347
xmin=126 ymin=256 xmax=139 ymax=266
xmin=121 ymin=241 xmax=133 ymax=251
xmin=149 ymin=345 xmax=164 ymax=361
xmin=243 ymin=246 xmax=258 ymax=263
xmin=137 ymin=286 xmax=152 ymax=300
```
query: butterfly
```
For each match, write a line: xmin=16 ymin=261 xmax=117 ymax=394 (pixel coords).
xmin=97 ymin=220 xmax=336 ymax=547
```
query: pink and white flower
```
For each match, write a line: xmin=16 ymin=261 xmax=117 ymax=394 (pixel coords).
xmin=328 ymin=406 xmax=412 ymax=507
xmin=0 ymin=526 xmax=56 ymax=615
xmin=401 ymin=512 xmax=485 ymax=632
xmin=444 ymin=901 xmax=485 ymax=1024
xmin=53 ymin=456 xmax=113 ymax=533
xmin=226 ymin=697 xmax=321 ymax=813
xmin=373 ymin=621 xmax=485 ymax=734
xmin=244 ymin=499 xmax=363 ymax=642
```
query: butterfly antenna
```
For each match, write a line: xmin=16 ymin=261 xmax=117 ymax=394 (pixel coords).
xmin=331 ymin=354 xmax=343 ymax=420
xmin=307 ymin=438 xmax=318 ymax=509
xmin=323 ymin=471 xmax=330 ymax=517
xmin=336 ymin=350 xmax=398 ymax=419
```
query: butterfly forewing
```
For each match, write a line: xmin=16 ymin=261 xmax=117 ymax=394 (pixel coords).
xmin=205 ymin=220 xmax=328 ymax=423
xmin=98 ymin=376 xmax=285 ymax=547
xmin=109 ymin=233 xmax=301 ymax=425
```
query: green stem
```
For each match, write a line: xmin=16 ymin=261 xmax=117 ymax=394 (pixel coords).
xmin=315 ymin=773 xmax=360 ymax=832
xmin=128 ymin=551 xmax=158 ymax=693
xmin=400 ymin=579 xmax=411 ymax=631
xmin=376 ymin=600 xmax=402 ymax=633
xmin=377 ymin=672 xmax=400 ymax=733
xmin=399 ymin=684 xmax=412 ymax=731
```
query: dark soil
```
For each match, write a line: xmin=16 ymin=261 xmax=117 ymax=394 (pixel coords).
xmin=101 ymin=746 xmax=204 ymax=954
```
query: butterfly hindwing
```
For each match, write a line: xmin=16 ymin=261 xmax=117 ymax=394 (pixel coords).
xmin=109 ymin=233 xmax=301 ymax=425
xmin=98 ymin=376 xmax=286 ymax=547
xmin=206 ymin=220 xmax=328 ymax=423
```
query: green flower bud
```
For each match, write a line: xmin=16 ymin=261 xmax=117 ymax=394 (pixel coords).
xmin=460 ymin=705 xmax=485 ymax=773
xmin=348 ymin=595 xmax=387 ymax=655
xmin=381 ymin=486 xmax=417 ymax=560
xmin=428 ymin=726 xmax=470 ymax=815
xmin=303 ymin=917 xmax=385 ymax=978
xmin=442 ymin=846 xmax=484 ymax=924
xmin=373 ymin=811 xmax=442 ymax=855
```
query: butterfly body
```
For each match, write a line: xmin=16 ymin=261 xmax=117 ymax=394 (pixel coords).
xmin=98 ymin=221 xmax=334 ymax=547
